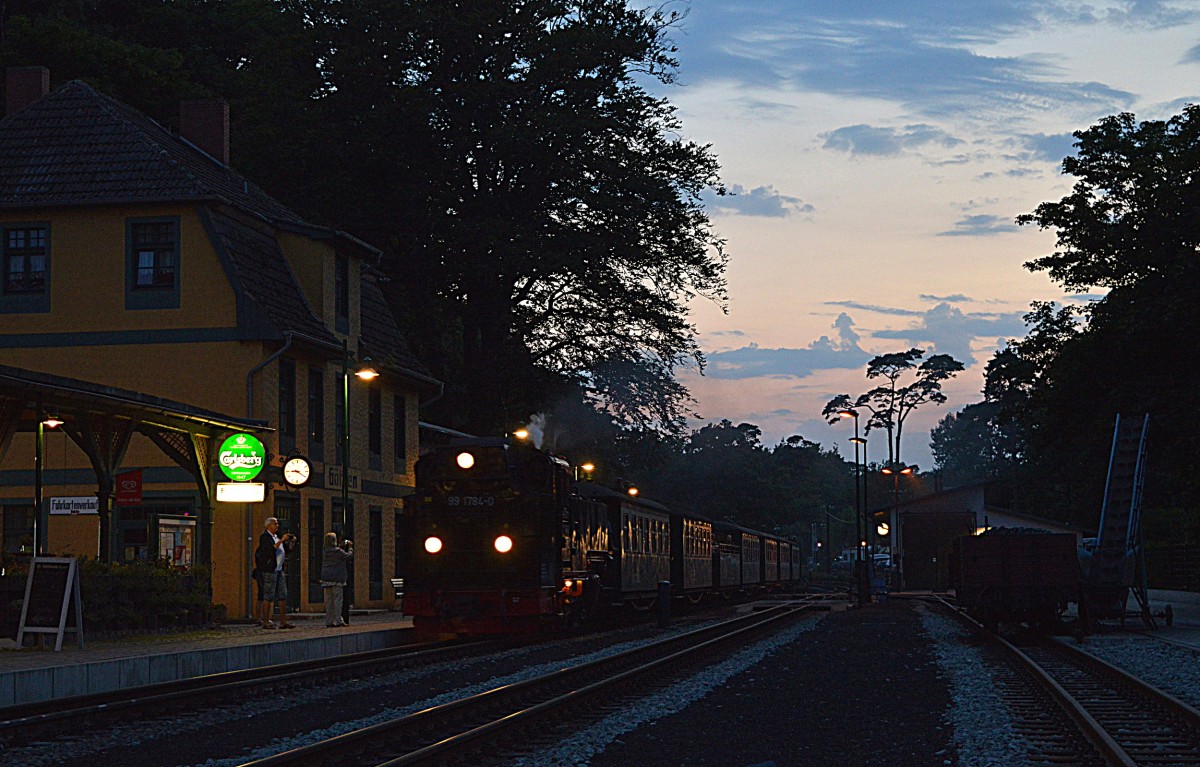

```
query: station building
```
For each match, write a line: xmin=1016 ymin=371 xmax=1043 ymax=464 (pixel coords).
xmin=0 ymin=67 xmax=440 ymax=619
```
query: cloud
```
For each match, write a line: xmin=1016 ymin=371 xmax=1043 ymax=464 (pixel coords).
xmin=703 ymin=184 xmax=814 ymax=218
xmin=1015 ymin=132 xmax=1077 ymax=163
xmin=938 ymin=213 xmax=1021 ymax=237
xmin=821 ymin=123 xmax=963 ymax=157
xmin=704 ymin=312 xmax=871 ymax=379
xmin=870 ymin=302 xmax=1027 ymax=361
xmin=825 ymin=300 xmax=922 ymax=317
xmin=919 ymin=293 xmax=972 ymax=303
xmin=672 ymin=2 xmax=1138 ymax=123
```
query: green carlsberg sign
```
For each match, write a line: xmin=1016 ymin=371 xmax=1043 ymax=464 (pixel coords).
xmin=218 ymin=433 xmax=266 ymax=482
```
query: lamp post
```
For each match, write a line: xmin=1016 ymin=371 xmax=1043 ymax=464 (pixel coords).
xmin=836 ymin=411 xmax=863 ymax=563
xmin=881 ymin=462 xmax=913 ymax=589
xmin=339 ymin=340 xmax=378 ymax=624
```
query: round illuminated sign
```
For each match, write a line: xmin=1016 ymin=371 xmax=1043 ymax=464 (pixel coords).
xmin=219 ymin=433 xmax=266 ymax=481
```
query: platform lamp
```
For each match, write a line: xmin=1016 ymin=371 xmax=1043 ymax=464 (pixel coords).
xmin=836 ymin=410 xmax=865 ymax=564
xmin=339 ymin=341 xmax=378 ymax=623
xmin=33 ymin=407 xmax=64 ymax=556
xmin=881 ymin=463 xmax=913 ymax=588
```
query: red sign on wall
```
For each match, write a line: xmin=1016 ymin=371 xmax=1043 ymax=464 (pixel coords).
xmin=116 ymin=469 xmax=142 ymax=506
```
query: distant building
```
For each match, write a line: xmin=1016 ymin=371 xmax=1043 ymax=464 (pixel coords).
xmin=872 ymin=482 xmax=1090 ymax=591
xmin=0 ymin=67 xmax=439 ymax=617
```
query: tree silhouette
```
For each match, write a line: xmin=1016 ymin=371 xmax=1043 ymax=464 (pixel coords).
xmin=822 ymin=349 xmax=964 ymax=468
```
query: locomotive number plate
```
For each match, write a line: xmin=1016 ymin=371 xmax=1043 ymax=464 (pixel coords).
xmin=447 ymin=495 xmax=496 ymax=507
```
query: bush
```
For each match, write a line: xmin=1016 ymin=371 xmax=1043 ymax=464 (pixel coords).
xmin=78 ymin=558 xmax=212 ymax=635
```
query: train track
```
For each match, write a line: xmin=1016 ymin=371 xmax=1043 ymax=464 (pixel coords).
xmin=935 ymin=596 xmax=1200 ymax=766
xmin=0 ymin=636 xmax=494 ymax=747
xmin=239 ymin=603 xmax=811 ymax=767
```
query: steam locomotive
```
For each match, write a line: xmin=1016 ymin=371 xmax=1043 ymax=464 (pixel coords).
xmin=400 ymin=438 xmax=803 ymax=635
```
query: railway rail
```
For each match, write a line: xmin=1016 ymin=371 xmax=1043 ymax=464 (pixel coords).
xmin=933 ymin=595 xmax=1200 ymax=766
xmin=0 ymin=637 xmax=492 ymax=747
xmin=239 ymin=602 xmax=813 ymax=767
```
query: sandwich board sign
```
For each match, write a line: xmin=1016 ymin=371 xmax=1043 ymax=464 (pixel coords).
xmin=16 ymin=557 xmax=84 ymax=651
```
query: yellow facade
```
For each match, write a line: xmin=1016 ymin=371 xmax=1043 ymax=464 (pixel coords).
xmin=2 ymin=204 xmax=426 ymax=619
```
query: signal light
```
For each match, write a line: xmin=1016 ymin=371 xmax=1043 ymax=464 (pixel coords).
xmin=424 ymin=536 xmax=443 ymax=554
xmin=494 ymin=535 xmax=513 ymax=553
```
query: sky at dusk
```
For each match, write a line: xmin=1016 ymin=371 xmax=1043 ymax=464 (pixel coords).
xmin=646 ymin=0 xmax=1200 ymax=469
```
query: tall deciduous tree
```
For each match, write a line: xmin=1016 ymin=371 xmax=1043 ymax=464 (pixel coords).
xmin=822 ymin=349 xmax=964 ymax=468
xmin=1015 ymin=107 xmax=1200 ymax=512
xmin=4 ymin=0 xmax=726 ymax=440
xmin=298 ymin=0 xmax=727 ymax=437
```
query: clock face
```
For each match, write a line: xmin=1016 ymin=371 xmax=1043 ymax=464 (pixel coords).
xmin=282 ymin=457 xmax=311 ymax=488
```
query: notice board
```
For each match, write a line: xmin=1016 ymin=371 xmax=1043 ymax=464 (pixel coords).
xmin=16 ymin=557 xmax=84 ymax=651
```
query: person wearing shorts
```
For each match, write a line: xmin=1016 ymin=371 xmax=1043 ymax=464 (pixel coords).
xmin=254 ymin=517 xmax=296 ymax=629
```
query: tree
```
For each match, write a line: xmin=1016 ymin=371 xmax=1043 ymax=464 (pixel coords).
xmin=822 ymin=349 xmax=964 ymax=468
xmin=298 ymin=0 xmax=727 ymax=437
xmin=1015 ymin=107 xmax=1200 ymax=513
xmin=5 ymin=0 xmax=727 ymax=440
xmin=634 ymin=421 xmax=856 ymax=538
xmin=1018 ymin=108 xmax=1200 ymax=294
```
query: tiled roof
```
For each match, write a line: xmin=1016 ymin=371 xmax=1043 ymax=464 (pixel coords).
xmin=204 ymin=209 xmax=337 ymax=345
xmin=360 ymin=269 xmax=436 ymax=387
xmin=0 ymin=80 xmax=304 ymax=224
xmin=0 ymin=78 xmax=439 ymax=390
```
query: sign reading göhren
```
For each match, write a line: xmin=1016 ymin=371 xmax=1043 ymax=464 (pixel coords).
xmin=218 ymin=433 xmax=266 ymax=482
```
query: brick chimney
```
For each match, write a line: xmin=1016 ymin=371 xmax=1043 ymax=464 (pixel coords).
xmin=179 ymin=99 xmax=230 ymax=166
xmin=6 ymin=66 xmax=50 ymax=116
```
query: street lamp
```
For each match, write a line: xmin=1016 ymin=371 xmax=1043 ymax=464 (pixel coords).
xmin=574 ymin=462 xmax=595 ymax=482
xmin=881 ymin=463 xmax=913 ymax=588
xmin=340 ymin=340 xmax=377 ymax=624
xmin=837 ymin=411 xmax=865 ymax=564
xmin=33 ymin=406 xmax=62 ymax=556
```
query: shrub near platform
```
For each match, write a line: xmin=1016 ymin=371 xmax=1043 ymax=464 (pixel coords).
xmin=1 ymin=557 xmax=214 ymax=640
xmin=79 ymin=559 xmax=213 ymax=636
xmin=65 ymin=556 xmax=212 ymax=633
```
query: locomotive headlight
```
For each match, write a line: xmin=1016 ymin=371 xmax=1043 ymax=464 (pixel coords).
xmin=424 ymin=536 xmax=444 ymax=554
xmin=494 ymin=535 xmax=513 ymax=553
xmin=456 ymin=452 xmax=475 ymax=469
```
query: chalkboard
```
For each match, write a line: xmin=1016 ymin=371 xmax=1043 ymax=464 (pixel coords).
xmin=17 ymin=557 xmax=84 ymax=651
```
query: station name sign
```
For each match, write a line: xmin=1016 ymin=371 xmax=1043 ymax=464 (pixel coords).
xmin=49 ymin=497 xmax=99 ymax=515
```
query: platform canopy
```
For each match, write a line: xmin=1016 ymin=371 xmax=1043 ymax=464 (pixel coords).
xmin=0 ymin=363 xmax=271 ymax=561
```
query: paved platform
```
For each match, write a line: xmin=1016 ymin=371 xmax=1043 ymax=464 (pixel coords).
xmin=0 ymin=610 xmax=413 ymax=709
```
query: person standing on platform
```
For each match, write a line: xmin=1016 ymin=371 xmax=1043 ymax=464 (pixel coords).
xmin=254 ymin=517 xmax=297 ymax=629
xmin=320 ymin=532 xmax=353 ymax=627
